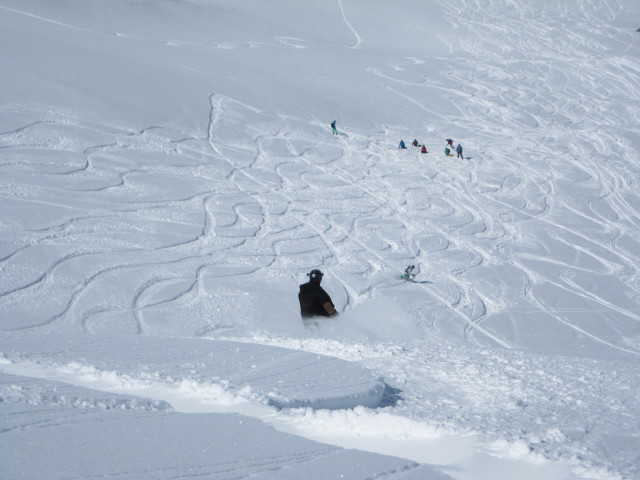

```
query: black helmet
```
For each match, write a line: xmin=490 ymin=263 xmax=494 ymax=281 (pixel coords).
xmin=308 ymin=269 xmax=324 ymax=282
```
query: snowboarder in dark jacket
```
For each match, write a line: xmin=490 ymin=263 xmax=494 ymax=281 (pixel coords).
xmin=456 ymin=144 xmax=463 ymax=159
xmin=298 ymin=269 xmax=338 ymax=327
xmin=331 ymin=120 xmax=338 ymax=135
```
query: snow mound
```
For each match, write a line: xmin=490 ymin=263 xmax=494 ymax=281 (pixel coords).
xmin=0 ymin=373 xmax=453 ymax=480
xmin=0 ymin=333 xmax=385 ymax=410
xmin=0 ymin=371 xmax=173 ymax=412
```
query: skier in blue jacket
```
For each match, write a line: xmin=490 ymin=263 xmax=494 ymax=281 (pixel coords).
xmin=456 ymin=143 xmax=463 ymax=159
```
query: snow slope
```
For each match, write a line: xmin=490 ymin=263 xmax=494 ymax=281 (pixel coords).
xmin=2 ymin=374 xmax=453 ymax=480
xmin=1 ymin=0 xmax=640 ymax=479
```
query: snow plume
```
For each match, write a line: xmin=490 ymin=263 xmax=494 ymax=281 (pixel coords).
xmin=1 ymin=359 xmax=253 ymax=409
xmin=278 ymin=405 xmax=444 ymax=439
xmin=319 ymin=298 xmax=420 ymax=342
xmin=55 ymin=361 xmax=255 ymax=407
xmin=0 ymin=374 xmax=174 ymax=412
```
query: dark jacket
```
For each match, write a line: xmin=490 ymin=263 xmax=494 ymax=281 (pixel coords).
xmin=298 ymin=281 xmax=336 ymax=318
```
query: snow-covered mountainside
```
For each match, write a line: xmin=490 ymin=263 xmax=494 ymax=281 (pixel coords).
xmin=1 ymin=1 xmax=639 ymax=479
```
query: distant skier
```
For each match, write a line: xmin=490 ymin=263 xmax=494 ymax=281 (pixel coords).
xmin=399 ymin=140 xmax=407 ymax=149
xmin=401 ymin=265 xmax=415 ymax=280
xmin=421 ymin=145 xmax=428 ymax=154
xmin=331 ymin=120 xmax=338 ymax=135
xmin=412 ymin=139 xmax=419 ymax=147
xmin=446 ymin=138 xmax=454 ymax=147
xmin=445 ymin=147 xmax=452 ymax=156
xmin=298 ymin=269 xmax=338 ymax=327
xmin=456 ymin=143 xmax=463 ymax=159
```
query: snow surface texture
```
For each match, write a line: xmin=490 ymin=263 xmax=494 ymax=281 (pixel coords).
xmin=1 ymin=0 xmax=640 ymax=479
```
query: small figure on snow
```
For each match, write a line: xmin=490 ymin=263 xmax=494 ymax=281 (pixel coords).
xmin=421 ymin=145 xmax=428 ymax=154
xmin=456 ymin=143 xmax=463 ymax=159
xmin=331 ymin=120 xmax=338 ymax=135
xmin=445 ymin=147 xmax=452 ymax=156
xmin=446 ymin=139 xmax=454 ymax=147
xmin=412 ymin=139 xmax=420 ymax=147
xmin=399 ymin=140 xmax=407 ymax=149
xmin=298 ymin=269 xmax=338 ymax=328
xmin=401 ymin=265 xmax=415 ymax=280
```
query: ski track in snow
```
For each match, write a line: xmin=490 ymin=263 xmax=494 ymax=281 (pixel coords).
xmin=336 ymin=0 xmax=362 ymax=49
xmin=2 ymin=0 xmax=640 ymax=478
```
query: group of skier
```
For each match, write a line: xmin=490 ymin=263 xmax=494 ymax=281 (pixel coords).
xmin=400 ymin=139 xmax=428 ymax=154
xmin=403 ymin=137 xmax=463 ymax=159
xmin=332 ymin=121 xmax=463 ymax=159
xmin=331 ymin=120 xmax=464 ymax=159
xmin=408 ymin=138 xmax=464 ymax=158
xmin=399 ymin=135 xmax=463 ymax=159
xmin=445 ymin=138 xmax=464 ymax=158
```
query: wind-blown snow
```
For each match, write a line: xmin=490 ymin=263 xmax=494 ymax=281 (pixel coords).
xmin=1 ymin=0 xmax=639 ymax=479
